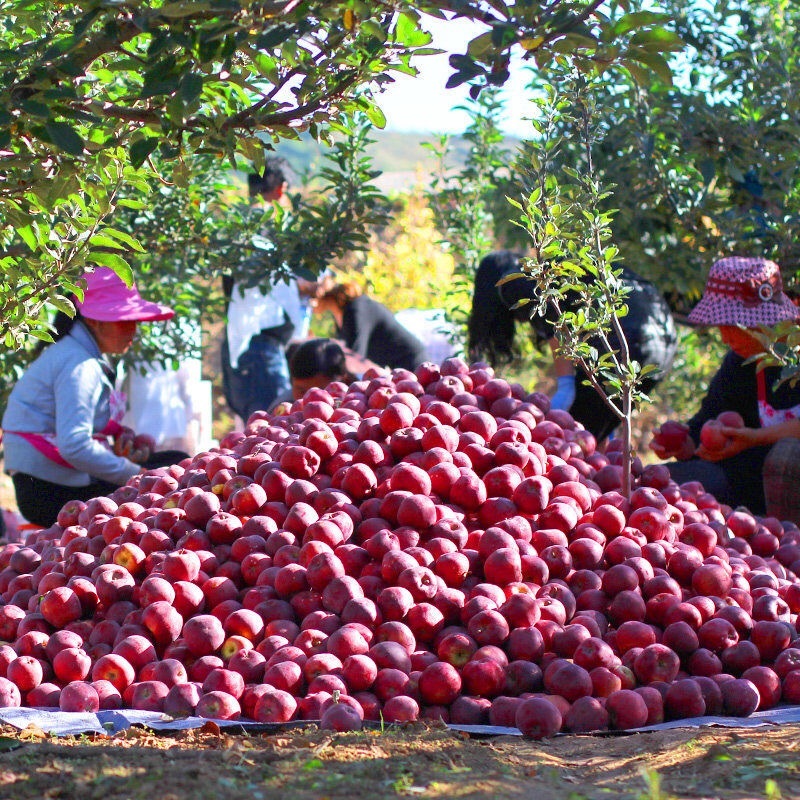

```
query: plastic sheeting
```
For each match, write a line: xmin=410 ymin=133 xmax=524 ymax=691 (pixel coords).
xmin=2 ymin=704 xmax=800 ymax=738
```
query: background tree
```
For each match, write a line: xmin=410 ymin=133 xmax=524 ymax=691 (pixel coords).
xmin=513 ymin=72 xmax=661 ymax=497
xmin=532 ymin=0 xmax=800 ymax=313
xmin=0 ymin=0 xmax=683 ymax=347
xmin=422 ymin=1 xmax=800 ymax=450
xmin=518 ymin=0 xmax=800 ymax=400
xmin=424 ymin=88 xmax=517 ymax=340
xmin=0 ymin=114 xmax=389 ymax=408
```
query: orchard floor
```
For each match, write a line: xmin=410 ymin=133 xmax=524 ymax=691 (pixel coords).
xmin=0 ymin=721 xmax=798 ymax=800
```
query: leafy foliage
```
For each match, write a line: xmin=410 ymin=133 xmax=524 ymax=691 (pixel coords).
xmin=531 ymin=1 xmax=800 ymax=314
xmin=0 ymin=0 xmax=685 ymax=349
xmin=0 ymin=113 xmax=390 ymax=408
xmin=332 ymin=187 xmax=456 ymax=314
xmin=515 ymin=1 xmax=800 ymax=388
xmin=441 ymin=0 xmax=684 ymax=98
xmin=423 ymin=88 xmax=520 ymax=343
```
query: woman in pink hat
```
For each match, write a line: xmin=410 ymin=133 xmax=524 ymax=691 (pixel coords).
xmin=2 ymin=268 xmax=187 ymax=528
xmin=650 ymin=256 xmax=800 ymax=521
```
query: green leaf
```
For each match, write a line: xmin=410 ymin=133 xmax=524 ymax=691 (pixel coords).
xmin=45 ymin=121 xmax=84 ymax=155
xmin=629 ymin=50 xmax=673 ymax=85
xmin=117 ymin=199 xmax=147 ymax=210
xmin=496 ymin=271 xmax=526 ymax=286
xmin=102 ymin=228 xmax=146 ymax=253
xmin=141 ymin=76 xmax=179 ymax=99
xmin=159 ymin=1 xmax=210 ymax=18
xmin=630 ymin=27 xmax=685 ymax=52
xmin=361 ymin=101 xmax=386 ymax=129
xmin=257 ymin=25 xmax=289 ymax=50
xmin=88 ymin=234 xmax=125 ymax=250
xmin=181 ymin=73 xmax=204 ymax=104
xmin=361 ymin=20 xmax=385 ymax=41
xmin=551 ymin=33 xmax=598 ymax=54
xmin=88 ymin=251 xmax=133 ymax=284
xmin=130 ymin=137 xmax=160 ymax=168
xmin=393 ymin=13 xmax=430 ymax=47
xmin=612 ymin=11 xmax=672 ymax=37
xmin=19 ymin=98 xmax=50 ymax=118
xmin=141 ymin=57 xmax=180 ymax=99
xmin=467 ymin=31 xmax=495 ymax=58
xmin=17 ymin=225 xmax=38 ymax=251
xmin=50 ymin=294 xmax=77 ymax=316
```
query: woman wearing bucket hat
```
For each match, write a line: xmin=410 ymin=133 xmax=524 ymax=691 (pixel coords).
xmin=650 ymin=256 xmax=800 ymax=520
xmin=2 ymin=267 xmax=188 ymax=528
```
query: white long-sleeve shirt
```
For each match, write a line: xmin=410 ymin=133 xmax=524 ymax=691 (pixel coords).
xmin=226 ymin=279 xmax=310 ymax=368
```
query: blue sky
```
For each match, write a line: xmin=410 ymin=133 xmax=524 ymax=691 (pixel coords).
xmin=378 ymin=15 xmax=538 ymax=139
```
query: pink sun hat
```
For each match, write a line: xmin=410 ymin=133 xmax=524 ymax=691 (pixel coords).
xmin=74 ymin=267 xmax=175 ymax=322
xmin=687 ymin=256 xmax=799 ymax=328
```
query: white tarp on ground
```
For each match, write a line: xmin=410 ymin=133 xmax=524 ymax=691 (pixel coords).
xmin=2 ymin=705 xmax=800 ymax=738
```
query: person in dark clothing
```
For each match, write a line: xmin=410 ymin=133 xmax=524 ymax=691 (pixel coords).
xmin=651 ymin=256 xmax=800 ymax=519
xmin=468 ymin=250 xmax=678 ymax=442
xmin=315 ymin=283 xmax=428 ymax=372
xmin=268 ymin=338 xmax=353 ymax=411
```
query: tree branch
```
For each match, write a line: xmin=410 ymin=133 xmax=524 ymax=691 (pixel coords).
xmin=223 ymin=69 xmax=364 ymax=131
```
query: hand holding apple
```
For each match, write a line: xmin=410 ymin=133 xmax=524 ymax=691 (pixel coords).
xmin=650 ymin=421 xmax=694 ymax=461
xmin=130 ymin=433 xmax=157 ymax=464
xmin=697 ymin=424 xmax=760 ymax=461
xmin=696 ymin=411 xmax=751 ymax=461
xmin=113 ymin=428 xmax=155 ymax=463
xmin=112 ymin=426 xmax=136 ymax=458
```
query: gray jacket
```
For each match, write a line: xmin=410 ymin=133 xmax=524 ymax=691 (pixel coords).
xmin=2 ymin=321 xmax=140 ymax=487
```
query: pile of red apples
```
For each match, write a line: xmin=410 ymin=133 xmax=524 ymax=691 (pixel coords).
xmin=2 ymin=358 xmax=800 ymax=740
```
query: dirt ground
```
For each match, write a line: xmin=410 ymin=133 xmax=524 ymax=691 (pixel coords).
xmin=0 ymin=721 xmax=797 ymax=800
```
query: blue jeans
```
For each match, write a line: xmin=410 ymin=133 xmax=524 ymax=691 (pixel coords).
xmin=233 ymin=334 xmax=291 ymax=420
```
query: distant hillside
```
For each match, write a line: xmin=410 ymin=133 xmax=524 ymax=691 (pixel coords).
xmin=273 ymin=130 xmax=521 ymax=193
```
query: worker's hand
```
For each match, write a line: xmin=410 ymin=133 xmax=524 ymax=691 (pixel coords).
xmin=697 ymin=426 xmax=760 ymax=462
xmin=649 ymin=437 xmax=697 ymax=462
xmin=649 ymin=424 xmax=696 ymax=462
xmin=112 ymin=426 xmax=136 ymax=459
xmin=113 ymin=427 xmax=155 ymax=464
xmin=129 ymin=433 xmax=156 ymax=464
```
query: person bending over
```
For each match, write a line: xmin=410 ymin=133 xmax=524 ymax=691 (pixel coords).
xmin=315 ymin=282 xmax=428 ymax=372
xmin=2 ymin=268 xmax=187 ymax=528
xmin=468 ymin=250 xmax=678 ymax=443
xmin=269 ymin=338 xmax=360 ymax=412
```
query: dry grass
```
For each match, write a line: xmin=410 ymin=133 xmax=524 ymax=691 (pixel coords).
xmin=0 ymin=721 xmax=798 ymax=800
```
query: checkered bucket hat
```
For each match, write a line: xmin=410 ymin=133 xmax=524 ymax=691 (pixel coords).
xmin=687 ymin=257 xmax=800 ymax=327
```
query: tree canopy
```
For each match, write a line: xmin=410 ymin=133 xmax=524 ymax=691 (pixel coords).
xmin=524 ymin=0 xmax=800 ymax=312
xmin=0 ymin=0 xmax=682 ymax=348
